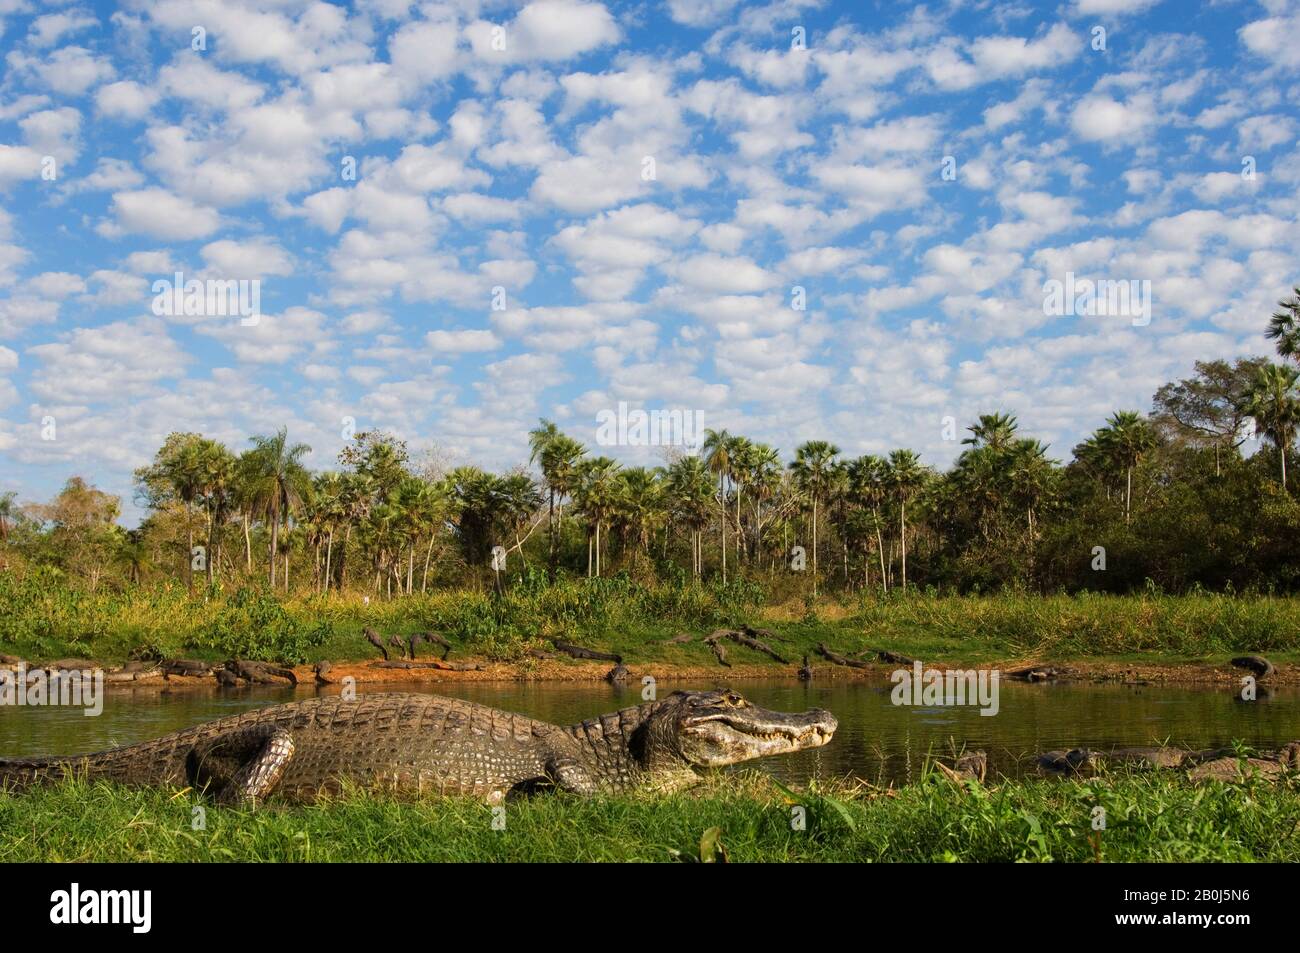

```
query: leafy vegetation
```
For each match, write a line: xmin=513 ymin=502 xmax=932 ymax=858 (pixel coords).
xmin=1 ymin=565 xmax=1298 ymax=666
xmin=3 ymin=769 xmax=1296 ymax=863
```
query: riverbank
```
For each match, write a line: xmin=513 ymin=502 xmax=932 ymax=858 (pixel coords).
xmin=3 ymin=770 xmax=1295 ymax=862
xmin=48 ymin=653 xmax=1300 ymax=691
xmin=3 ymin=576 xmax=1297 ymax=685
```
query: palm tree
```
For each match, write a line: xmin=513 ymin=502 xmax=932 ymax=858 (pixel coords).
xmin=613 ymin=467 xmax=663 ymax=569
xmin=702 ymin=428 xmax=733 ymax=582
xmin=665 ymin=455 xmax=715 ymax=576
xmin=846 ymin=454 xmax=889 ymax=592
xmin=496 ymin=472 xmax=544 ymax=573
xmin=312 ymin=472 xmax=345 ymax=591
xmin=114 ymin=529 xmax=152 ymax=585
xmin=246 ymin=428 xmax=312 ymax=587
xmin=885 ymin=449 xmax=926 ymax=591
xmin=1265 ymin=288 xmax=1300 ymax=363
xmin=1097 ymin=411 xmax=1158 ymax=523
xmin=728 ymin=435 xmax=755 ymax=564
xmin=1007 ymin=438 xmax=1054 ymax=537
xmin=198 ymin=441 xmax=235 ymax=584
xmin=790 ymin=440 xmax=841 ymax=597
xmin=529 ymin=420 xmax=585 ymax=582
xmin=745 ymin=443 xmax=784 ymax=565
xmin=574 ymin=457 xmax=620 ymax=576
xmin=232 ymin=449 xmax=265 ymax=575
xmin=962 ymin=412 xmax=1019 ymax=452
xmin=1239 ymin=363 xmax=1300 ymax=490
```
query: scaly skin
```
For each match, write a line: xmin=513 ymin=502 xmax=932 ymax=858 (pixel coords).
xmin=0 ymin=690 xmax=837 ymax=804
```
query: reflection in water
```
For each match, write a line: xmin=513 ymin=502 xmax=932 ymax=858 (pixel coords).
xmin=1 ymin=678 xmax=1297 ymax=786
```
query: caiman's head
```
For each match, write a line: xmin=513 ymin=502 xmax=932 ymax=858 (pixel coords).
xmin=638 ymin=689 xmax=837 ymax=769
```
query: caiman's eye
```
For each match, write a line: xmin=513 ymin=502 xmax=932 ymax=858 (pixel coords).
xmin=724 ymin=692 xmax=744 ymax=707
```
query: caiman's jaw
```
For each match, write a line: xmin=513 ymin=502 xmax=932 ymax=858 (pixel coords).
xmin=669 ymin=690 xmax=838 ymax=768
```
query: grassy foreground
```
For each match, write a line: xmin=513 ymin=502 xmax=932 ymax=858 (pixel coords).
xmin=4 ymin=570 xmax=1300 ymax=669
xmin=3 ymin=771 xmax=1297 ymax=863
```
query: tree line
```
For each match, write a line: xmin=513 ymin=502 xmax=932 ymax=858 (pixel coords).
xmin=4 ymin=291 xmax=1300 ymax=597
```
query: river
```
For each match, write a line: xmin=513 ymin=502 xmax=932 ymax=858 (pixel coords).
xmin=2 ymin=678 xmax=1297 ymax=785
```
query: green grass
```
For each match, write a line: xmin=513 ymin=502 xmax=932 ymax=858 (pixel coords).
xmin=2 ymin=770 xmax=1296 ymax=862
xmin=3 ymin=568 xmax=1300 ymax=669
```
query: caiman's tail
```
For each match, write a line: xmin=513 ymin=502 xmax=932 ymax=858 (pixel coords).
xmin=0 ymin=756 xmax=91 ymax=791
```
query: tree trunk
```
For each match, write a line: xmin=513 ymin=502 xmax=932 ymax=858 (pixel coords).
xmin=900 ymin=500 xmax=907 ymax=591
xmin=547 ymin=488 xmax=556 ymax=584
xmin=185 ymin=502 xmax=194 ymax=594
xmin=875 ymin=515 xmax=888 ymax=594
xmin=205 ymin=505 xmax=215 ymax=585
xmin=243 ymin=514 xmax=252 ymax=572
xmin=811 ymin=496 xmax=819 ymax=598
xmin=1125 ymin=466 xmax=1133 ymax=524
xmin=719 ymin=475 xmax=727 ymax=584
xmin=423 ymin=534 xmax=435 ymax=591
xmin=340 ymin=525 xmax=352 ymax=590
xmin=324 ymin=529 xmax=334 ymax=591
xmin=269 ymin=515 xmax=279 ymax=586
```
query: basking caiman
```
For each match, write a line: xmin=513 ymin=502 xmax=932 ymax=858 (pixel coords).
xmin=0 ymin=690 xmax=836 ymax=805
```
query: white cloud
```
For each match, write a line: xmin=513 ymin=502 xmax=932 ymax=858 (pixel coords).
xmin=106 ymin=189 xmax=221 ymax=240
xmin=95 ymin=81 xmax=159 ymax=120
xmin=201 ymin=239 xmax=295 ymax=278
xmin=1070 ymin=93 xmax=1156 ymax=142
xmin=466 ymin=1 xmax=619 ymax=64
xmin=426 ymin=329 xmax=502 ymax=353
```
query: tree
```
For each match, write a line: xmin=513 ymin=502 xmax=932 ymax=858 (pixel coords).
xmin=727 ymin=435 xmax=755 ymax=564
xmin=962 ymin=412 xmax=1019 ymax=452
xmin=529 ymin=420 xmax=585 ymax=582
xmin=1265 ymin=287 xmax=1300 ymax=363
xmin=791 ymin=440 xmax=841 ymax=597
xmin=134 ymin=433 xmax=200 ymax=591
xmin=1238 ymin=363 xmax=1300 ymax=490
xmin=702 ymin=429 xmax=733 ymax=582
xmin=846 ymin=454 xmax=890 ymax=591
xmin=246 ymin=428 xmax=313 ymax=587
xmin=573 ymin=457 xmax=620 ymax=577
xmin=1153 ymin=358 xmax=1265 ymax=475
xmin=31 ymin=477 xmax=121 ymax=591
xmin=1007 ymin=439 xmax=1054 ymax=537
xmin=0 ymin=490 xmax=17 ymax=542
xmin=665 ymin=455 xmax=715 ymax=576
xmin=1097 ymin=411 xmax=1158 ymax=523
xmin=885 ymin=449 xmax=927 ymax=591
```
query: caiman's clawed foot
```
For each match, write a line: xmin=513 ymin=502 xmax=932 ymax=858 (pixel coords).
xmin=544 ymin=756 xmax=599 ymax=795
xmin=187 ymin=723 xmax=296 ymax=806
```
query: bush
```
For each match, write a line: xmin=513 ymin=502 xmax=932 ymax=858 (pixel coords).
xmin=193 ymin=587 xmax=332 ymax=663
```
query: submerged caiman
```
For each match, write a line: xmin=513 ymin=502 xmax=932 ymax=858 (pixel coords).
xmin=0 ymin=690 xmax=837 ymax=804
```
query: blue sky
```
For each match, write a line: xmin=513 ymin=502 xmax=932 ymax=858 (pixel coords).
xmin=1 ymin=0 xmax=1298 ymax=523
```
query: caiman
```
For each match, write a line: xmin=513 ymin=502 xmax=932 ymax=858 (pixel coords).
xmin=0 ymin=690 xmax=836 ymax=805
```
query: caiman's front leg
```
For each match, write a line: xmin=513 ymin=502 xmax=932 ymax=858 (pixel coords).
xmin=186 ymin=724 xmax=295 ymax=806
xmin=543 ymin=755 xmax=599 ymax=795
